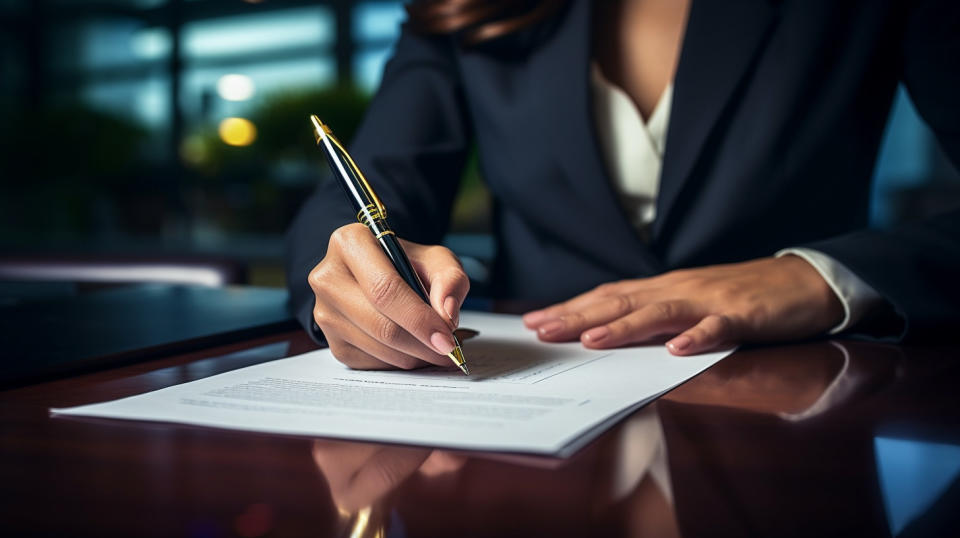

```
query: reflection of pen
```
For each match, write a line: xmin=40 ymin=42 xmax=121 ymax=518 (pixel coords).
xmin=310 ymin=115 xmax=469 ymax=375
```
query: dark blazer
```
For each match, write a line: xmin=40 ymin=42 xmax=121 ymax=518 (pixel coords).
xmin=286 ymin=0 xmax=960 ymax=342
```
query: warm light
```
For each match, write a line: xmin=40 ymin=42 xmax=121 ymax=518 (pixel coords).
xmin=218 ymin=117 xmax=257 ymax=146
xmin=216 ymin=74 xmax=255 ymax=101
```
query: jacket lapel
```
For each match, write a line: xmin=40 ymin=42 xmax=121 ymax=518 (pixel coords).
xmin=653 ymin=0 xmax=780 ymax=240
xmin=539 ymin=0 xmax=664 ymax=276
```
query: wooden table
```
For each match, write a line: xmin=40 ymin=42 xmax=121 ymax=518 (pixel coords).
xmin=2 ymin=326 xmax=959 ymax=537
xmin=0 ymin=284 xmax=295 ymax=387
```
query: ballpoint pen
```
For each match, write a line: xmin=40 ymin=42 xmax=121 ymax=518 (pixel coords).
xmin=309 ymin=115 xmax=469 ymax=375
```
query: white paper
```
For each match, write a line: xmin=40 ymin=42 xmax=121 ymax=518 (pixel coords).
xmin=52 ymin=312 xmax=732 ymax=456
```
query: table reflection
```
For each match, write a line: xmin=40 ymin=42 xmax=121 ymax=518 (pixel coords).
xmin=311 ymin=405 xmax=678 ymax=538
xmin=306 ymin=340 xmax=948 ymax=537
xmin=660 ymin=340 xmax=906 ymax=537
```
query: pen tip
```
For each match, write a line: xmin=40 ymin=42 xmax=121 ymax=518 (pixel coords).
xmin=448 ymin=345 xmax=469 ymax=376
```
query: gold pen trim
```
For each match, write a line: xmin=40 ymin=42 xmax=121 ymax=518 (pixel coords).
xmin=311 ymin=115 xmax=387 ymax=219
xmin=357 ymin=204 xmax=385 ymax=227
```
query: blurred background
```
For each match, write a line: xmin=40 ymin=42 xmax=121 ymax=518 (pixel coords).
xmin=0 ymin=0 xmax=957 ymax=294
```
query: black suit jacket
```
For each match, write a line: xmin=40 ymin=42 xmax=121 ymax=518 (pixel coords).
xmin=287 ymin=0 xmax=960 ymax=342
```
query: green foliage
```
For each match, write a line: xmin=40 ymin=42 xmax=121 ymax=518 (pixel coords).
xmin=250 ymin=85 xmax=370 ymax=159
xmin=182 ymin=85 xmax=371 ymax=178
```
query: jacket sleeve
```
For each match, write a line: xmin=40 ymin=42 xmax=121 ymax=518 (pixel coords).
xmin=803 ymin=0 xmax=960 ymax=341
xmin=284 ymin=24 xmax=473 ymax=342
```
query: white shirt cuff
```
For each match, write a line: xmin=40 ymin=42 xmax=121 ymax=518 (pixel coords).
xmin=778 ymin=341 xmax=855 ymax=421
xmin=775 ymin=247 xmax=884 ymax=334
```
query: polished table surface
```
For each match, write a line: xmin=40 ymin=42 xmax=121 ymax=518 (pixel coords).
xmin=2 ymin=323 xmax=960 ymax=537
xmin=0 ymin=284 xmax=295 ymax=387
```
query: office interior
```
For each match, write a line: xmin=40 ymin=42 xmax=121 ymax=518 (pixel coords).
xmin=1 ymin=0 xmax=498 ymax=296
xmin=1 ymin=0 xmax=957 ymax=296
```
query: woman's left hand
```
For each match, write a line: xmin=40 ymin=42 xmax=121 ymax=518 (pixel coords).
xmin=522 ymin=256 xmax=844 ymax=355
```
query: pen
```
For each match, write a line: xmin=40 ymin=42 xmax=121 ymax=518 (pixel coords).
xmin=309 ymin=115 xmax=470 ymax=375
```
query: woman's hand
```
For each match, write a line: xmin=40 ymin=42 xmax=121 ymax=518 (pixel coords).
xmin=308 ymin=223 xmax=470 ymax=370
xmin=522 ymin=256 xmax=843 ymax=355
xmin=312 ymin=440 xmax=432 ymax=513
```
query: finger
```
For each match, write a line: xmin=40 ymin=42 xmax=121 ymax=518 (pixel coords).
xmin=580 ymin=301 xmax=701 ymax=348
xmin=407 ymin=243 xmax=470 ymax=328
xmin=342 ymin=446 xmax=430 ymax=510
xmin=523 ymin=280 xmax=663 ymax=329
xmin=535 ymin=293 xmax=642 ymax=342
xmin=311 ymin=249 xmax=448 ymax=366
xmin=338 ymin=232 xmax=458 ymax=356
xmin=419 ymin=451 xmax=468 ymax=477
xmin=523 ymin=287 xmax=619 ymax=329
xmin=324 ymin=283 xmax=451 ymax=366
xmin=311 ymin=441 xmax=429 ymax=512
xmin=311 ymin=440 xmax=379 ymax=509
xmin=666 ymin=314 xmax=740 ymax=356
xmin=311 ymin=440 xmax=380 ymax=484
xmin=326 ymin=320 xmax=436 ymax=370
xmin=325 ymin=334 xmax=390 ymax=370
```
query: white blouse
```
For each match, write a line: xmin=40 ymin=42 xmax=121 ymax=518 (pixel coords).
xmin=589 ymin=63 xmax=882 ymax=333
xmin=591 ymin=64 xmax=671 ymax=236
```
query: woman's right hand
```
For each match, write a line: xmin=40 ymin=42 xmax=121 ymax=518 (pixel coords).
xmin=308 ymin=223 xmax=470 ymax=370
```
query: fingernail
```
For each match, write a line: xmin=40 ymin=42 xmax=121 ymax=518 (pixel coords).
xmin=430 ymin=331 xmax=455 ymax=355
xmin=582 ymin=326 xmax=610 ymax=343
xmin=443 ymin=296 xmax=459 ymax=325
xmin=538 ymin=320 xmax=564 ymax=337
xmin=667 ymin=335 xmax=692 ymax=353
xmin=523 ymin=311 xmax=546 ymax=326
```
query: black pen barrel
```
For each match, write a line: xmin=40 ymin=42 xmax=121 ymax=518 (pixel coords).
xmin=378 ymin=232 xmax=430 ymax=304
xmin=311 ymin=116 xmax=433 ymax=310
xmin=311 ymin=115 xmax=467 ymax=373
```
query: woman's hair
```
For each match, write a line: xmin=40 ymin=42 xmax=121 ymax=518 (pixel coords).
xmin=405 ymin=0 xmax=568 ymax=45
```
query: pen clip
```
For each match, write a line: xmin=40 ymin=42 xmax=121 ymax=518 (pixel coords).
xmin=311 ymin=116 xmax=387 ymax=219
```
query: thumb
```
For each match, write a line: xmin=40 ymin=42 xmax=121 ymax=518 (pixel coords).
xmin=404 ymin=242 xmax=470 ymax=328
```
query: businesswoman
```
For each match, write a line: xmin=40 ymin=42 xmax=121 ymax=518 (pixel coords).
xmin=286 ymin=0 xmax=960 ymax=370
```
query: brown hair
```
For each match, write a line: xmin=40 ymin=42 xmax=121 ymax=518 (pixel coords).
xmin=405 ymin=0 xmax=567 ymax=45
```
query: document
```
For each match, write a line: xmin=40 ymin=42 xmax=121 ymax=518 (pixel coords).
xmin=52 ymin=312 xmax=732 ymax=456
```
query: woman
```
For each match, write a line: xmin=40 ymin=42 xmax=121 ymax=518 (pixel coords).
xmin=286 ymin=0 xmax=960 ymax=370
